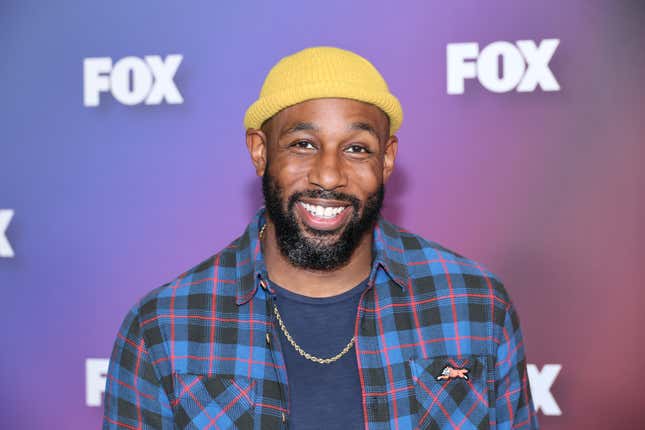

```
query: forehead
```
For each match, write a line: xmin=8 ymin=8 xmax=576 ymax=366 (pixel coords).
xmin=266 ymin=98 xmax=389 ymax=137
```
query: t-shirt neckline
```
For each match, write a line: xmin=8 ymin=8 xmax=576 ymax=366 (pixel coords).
xmin=268 ymin=277 xmax=369 ymax=305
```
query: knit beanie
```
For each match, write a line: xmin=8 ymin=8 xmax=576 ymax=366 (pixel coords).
xmin=244 ymin=46 xmax=403 ymax=135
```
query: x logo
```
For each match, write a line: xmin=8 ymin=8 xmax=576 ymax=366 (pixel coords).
xmin=0 ymin=209 xmax=14 ymax=258
xmin=528 ymin=364 xmax=562 ymax=415
xmin=516 ymin=39 xmax=560 ymax=92
xmin=144 ymin=54 xmax=184 ymax=105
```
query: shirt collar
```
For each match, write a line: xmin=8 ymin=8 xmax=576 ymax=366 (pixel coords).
xmin=235 ymin=208 xmax=410 ymax=305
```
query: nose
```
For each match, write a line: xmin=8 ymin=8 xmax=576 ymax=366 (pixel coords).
xmin=308 ymin=147 xmax=347 ymax=191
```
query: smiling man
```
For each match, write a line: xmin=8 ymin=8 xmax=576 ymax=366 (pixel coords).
xmin=103 ymin=47 xmax=538 ymax=430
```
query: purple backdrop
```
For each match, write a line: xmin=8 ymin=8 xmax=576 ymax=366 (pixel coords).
xmin=1 ymin=1 xmax=644 ymax=429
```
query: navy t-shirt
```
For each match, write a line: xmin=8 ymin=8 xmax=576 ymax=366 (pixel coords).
xmin=268 ymin=278 xmax=368 ymax=429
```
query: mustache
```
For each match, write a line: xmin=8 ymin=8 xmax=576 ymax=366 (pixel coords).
xmin=287 ymin=189 xmax=360 ymax=211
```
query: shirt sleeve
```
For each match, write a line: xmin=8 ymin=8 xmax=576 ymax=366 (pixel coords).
xmin=494 ymin=302 xmax=539 ymax=429
xmin=103 ymin=305 xmax=175 ymax=429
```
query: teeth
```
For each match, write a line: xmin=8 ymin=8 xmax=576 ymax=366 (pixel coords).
xmin=301 ymin=202 xmax=346 ymax=218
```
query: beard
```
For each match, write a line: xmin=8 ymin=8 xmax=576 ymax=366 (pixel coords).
xmin=262 ymin=169 xmax=384 ymax=271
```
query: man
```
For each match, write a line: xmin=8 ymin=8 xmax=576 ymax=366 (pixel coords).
xmin=103 ymin=46 xmax=538 ymax=430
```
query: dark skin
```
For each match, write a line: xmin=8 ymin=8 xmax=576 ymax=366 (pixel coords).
xmin=246 ymin=98 xmax=398 ymax=297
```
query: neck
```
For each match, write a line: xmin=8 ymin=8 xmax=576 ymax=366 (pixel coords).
xmin=261 ymin=220 xmax=373 ymax=298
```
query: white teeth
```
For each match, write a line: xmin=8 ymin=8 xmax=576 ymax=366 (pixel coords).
xmin=301 ymin=202 xmax=346 ymax=218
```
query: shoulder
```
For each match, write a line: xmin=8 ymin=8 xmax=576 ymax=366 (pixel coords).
xmin=129 ymin=235 xmax=244 ymax=327
xmin=382 ymin=219 xmax=513 ymax=307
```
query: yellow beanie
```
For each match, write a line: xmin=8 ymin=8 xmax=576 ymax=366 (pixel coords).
xmin=244 ymin=46 xmax=403 ymax=135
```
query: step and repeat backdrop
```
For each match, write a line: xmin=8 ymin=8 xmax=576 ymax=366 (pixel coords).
xmin=1 ymin=1 xmax=643 ymax=429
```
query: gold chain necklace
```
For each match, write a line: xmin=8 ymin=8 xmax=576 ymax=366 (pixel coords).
xmin=259 ymin=223 xmax=357 ymax=365
xmin=273 ymin=304 xmax=356 ymax=364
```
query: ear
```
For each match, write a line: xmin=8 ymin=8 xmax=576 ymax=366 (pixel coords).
xmin=245 ymin=128 xmax=268 ymax=176
xmin=382 ymin=135 xmax=398 ymax=183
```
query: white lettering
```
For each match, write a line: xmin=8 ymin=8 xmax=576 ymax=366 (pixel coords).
xmin=446 ymin=43 xmax=479 ymax=94
xmin=144 ymin=55 xmax=184 ymax=104
xmin=477 ymin=41 xmax=525 ymax=93
xmin=447 ymin=39 xmax=560 ymax=94
xmin=83 ymin=55 xmax=183 ymax=106
xmin=0 ymin=209 xmax=14 ymax=258
xmin=516 ymin=39 xmax=560 ymax=92
xmin=528 ymin=363 xmax=562 ymax=415
xmin=110 ymin=57 xmax=153 ymax=105
xmin=83 ymin=57 xmax=112 ymax=107
xmin=86 ymin=358 xmax=109 ymax=407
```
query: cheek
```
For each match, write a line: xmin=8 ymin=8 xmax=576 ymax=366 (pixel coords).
xmin=270 ymin=158 xmax=311 ymax=192
xmin=348 ymin=163 xmax=382 ymax=196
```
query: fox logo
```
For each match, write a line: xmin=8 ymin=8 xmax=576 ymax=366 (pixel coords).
xmin=83 ymin=55 xmax=183 ymax=106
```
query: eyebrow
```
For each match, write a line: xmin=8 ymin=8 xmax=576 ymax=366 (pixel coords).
xmin=280 ymin=122 xmax=318 ymax=137
xmin=279 ymin=121 xmax=380 ymax=139
xmin=350 ymin=122 xmax=380 ymax=139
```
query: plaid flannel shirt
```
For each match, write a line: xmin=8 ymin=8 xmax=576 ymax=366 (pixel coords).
xmin=103 ymin=208 xmax=538 ymax=429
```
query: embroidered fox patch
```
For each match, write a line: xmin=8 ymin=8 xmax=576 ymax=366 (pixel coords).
xmin=437 ymin=365 xmax=469 ymax=381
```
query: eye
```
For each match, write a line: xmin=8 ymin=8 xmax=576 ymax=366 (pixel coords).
xmin=345 ymin=144 xmax=371 ymax=154
xmin=290 ymin=140 xmax=316 ymax=150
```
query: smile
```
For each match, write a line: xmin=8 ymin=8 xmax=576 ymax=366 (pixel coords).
xmin=295 ymin=200 xmax=353 ymax=231
xmin=300 ymin=202 xmax=347 ymax=219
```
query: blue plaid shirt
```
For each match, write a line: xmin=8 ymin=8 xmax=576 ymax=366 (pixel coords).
xmin=103 ymin=208 xmax=538 ymax=429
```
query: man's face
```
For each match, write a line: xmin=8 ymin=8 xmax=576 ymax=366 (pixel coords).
xmin=257 ymin=98 xmax=397 ymax=271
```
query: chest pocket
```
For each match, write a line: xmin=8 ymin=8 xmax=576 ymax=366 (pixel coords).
xmin=171 ymin=373 xmax=256 ymax=430
xmin=409 ymin=355 xmax=490 ymax=430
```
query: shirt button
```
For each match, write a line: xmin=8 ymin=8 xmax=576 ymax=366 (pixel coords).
xmin=265 ymin=332 xmax=271 ymax=345
xmin=281 ymin=411 xmax=286 ymax=423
